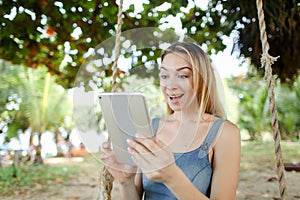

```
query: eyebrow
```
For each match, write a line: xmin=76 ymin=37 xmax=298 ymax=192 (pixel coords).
xmin=160 ymin=66 xmax=192 ymax=71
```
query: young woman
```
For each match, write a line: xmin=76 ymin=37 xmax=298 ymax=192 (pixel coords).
xmin=100 ymin=42 xmax=241 ymax=199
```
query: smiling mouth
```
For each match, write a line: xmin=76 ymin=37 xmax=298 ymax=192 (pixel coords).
xmin=169 ymin=94 xmax=184 ymax=100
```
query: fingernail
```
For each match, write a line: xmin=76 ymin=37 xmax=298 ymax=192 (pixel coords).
xmin=100 ymin=154 xmax=107 ymax=159
xmin=127 ymin=147 xmax=133 ymax=153
xmin=126 ymin=139 xmax=132 ymax=145
xmin=102 ymin=142 xmax=108 ymax=148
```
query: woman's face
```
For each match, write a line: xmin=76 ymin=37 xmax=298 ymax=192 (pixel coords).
xmin=160 ymin=53 xmax=198 ymax=112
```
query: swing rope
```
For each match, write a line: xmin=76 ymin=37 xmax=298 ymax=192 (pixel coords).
xmin=97 ymin=0 xmax=123 ymax=199
xmin=111 ymin=0 xmax=124 ymax=93
xmin=96 ymin=1 xmax=288 ymax=199
xmin=256 ymin=0 xmax=287 ymax=199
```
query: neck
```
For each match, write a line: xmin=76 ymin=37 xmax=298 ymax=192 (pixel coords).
xmin=172 ymin=109 xmax=201 ymax=123
xmin=171 ymin=107 xmax=214 ymax=123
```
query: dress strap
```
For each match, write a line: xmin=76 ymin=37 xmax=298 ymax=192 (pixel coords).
xmin=151 ymin=118 xmax=160 ymax=135
xmin=151 ymin=118 xmax=225 ymax=145
xmin=200 ymin=118 xmax=225 ymax=151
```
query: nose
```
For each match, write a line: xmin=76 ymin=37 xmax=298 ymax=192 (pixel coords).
xmin=160 ymin=75 xmax=178 ymax=90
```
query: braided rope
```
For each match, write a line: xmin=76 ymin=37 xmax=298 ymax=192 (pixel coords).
xmin=256 ymin=0 xmax=287 ymax=199
xmin=97 ymin=0 xmax=123 ymax=199
xmin=111 ymin=0 xmax=124 ymax=93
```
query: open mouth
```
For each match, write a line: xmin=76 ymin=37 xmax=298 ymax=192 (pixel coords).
xmin=169 ymin=94 xmax=184 ymax=100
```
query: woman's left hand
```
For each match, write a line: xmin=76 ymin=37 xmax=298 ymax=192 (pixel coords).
xmin=127 ymin=135 xmax=177 ymax=183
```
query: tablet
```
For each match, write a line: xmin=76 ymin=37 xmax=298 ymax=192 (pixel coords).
xmin=98 ymin=92 xmax=154 ymax=165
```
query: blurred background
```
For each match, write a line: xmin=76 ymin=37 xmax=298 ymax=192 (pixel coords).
xmin=0 ymin=0 xmax=299 ymax=199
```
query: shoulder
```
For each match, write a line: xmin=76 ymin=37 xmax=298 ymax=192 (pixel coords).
xmin=211 ymin=119 xmax=241 ymax=175
xmin=213 ymin=119 xmax=241 ymax=150
xmin=210 ymin=120 xmax=241 ymax=198
xmin=222 ymin=120 xmax=240 ymax=135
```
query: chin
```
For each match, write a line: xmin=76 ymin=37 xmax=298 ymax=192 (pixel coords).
xmin=168 ymin=105 xmax=182 ymax=112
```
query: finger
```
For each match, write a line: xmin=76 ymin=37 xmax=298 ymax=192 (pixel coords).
xmin=122 ymin=164 xmax=138 ymax=175
xmin=100 ymin=151 xmax=114 ymax=162
xmin=135 ymin=133 xmax=152 ymax=139
xmin=152 ymin=138 xmax=172 ymax=157
xmin=100 ymin=148 xmax=117 ymax=165
xmin=102 ymin=142 xmax=112 ymax=153
xmin=130 ymin=150 xmax=152 ymax=172
xmin=155 ymin=137 xmax=166 ymax=148
xmin=134 ymin=136 xmax=160 ymax=153
xmin=127 ymin=139 xmax=154 ymax=155
xmin=100 ymin=152 xmax=112 ymax=164
xmin=140 ymin=139 xmax=158 ymax=154
xmin=128 ymin=145 xmax=154 ymax=169
xmin=100 ymin=153 xmax=123 ymax=171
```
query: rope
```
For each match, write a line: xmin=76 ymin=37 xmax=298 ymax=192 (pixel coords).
xmin=111 ymin=0 xmax=123 ymax=93
xmin=97 ymin=0 xmax=123 ymax=199
xmin=256 ymin=0 xmax=287 ymax=199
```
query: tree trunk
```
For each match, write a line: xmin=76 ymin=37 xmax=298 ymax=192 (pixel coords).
xmin=29 ymin=131 xmax=43 ymax=164
xmin=33 ymin=144 xmax=43 ymax=164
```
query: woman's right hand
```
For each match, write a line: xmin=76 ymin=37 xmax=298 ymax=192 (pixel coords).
xmin=100 ymin=141 xmax=137 ymax=184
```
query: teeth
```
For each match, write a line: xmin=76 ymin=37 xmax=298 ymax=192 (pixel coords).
xmin=169 ymin=94 xmax=182 ymax=99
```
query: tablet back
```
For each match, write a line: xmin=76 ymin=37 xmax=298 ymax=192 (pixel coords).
xmin=98 ymin=92 xmax=153 ymax=165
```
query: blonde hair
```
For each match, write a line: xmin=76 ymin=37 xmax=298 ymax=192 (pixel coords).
xmin=161 ymin=42 xmax=226 ymax=119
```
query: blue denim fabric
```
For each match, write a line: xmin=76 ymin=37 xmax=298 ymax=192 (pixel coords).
xmin=142 ymin=118 xmax=225 ymax=199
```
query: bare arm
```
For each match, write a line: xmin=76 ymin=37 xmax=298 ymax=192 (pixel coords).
xmin=127 ymin=121 xmax=241 ymax=199
xmin=100 ymin=142 xmax=143 ymax=200
xmin=165 ymin=121 xmax=240 ymax=199
xmin=210 ymin=121 xmax=241 ymax=199
xmin=118 ymin=174 xmax=142 ymax=200
xmin=128 ymin=137 xmax=211 ymax=199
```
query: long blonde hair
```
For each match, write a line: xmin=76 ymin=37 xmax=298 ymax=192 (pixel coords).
xmin=161 ymin=42 xmax=225 ymax=119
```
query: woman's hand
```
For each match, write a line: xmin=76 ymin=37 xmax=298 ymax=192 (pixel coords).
xmin=127 ymin=135 xmax=178 ymax=183
xmin=100 ymin=142 xmax=137 ymax=184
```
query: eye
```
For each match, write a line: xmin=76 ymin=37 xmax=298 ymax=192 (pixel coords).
xmin=178 ymin=74 xmax=188 ymax=79
xmin=160 ymin=74 xmax=168 ymax=79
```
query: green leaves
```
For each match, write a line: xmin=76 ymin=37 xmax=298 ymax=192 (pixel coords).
xmin=226 ymin=72 xmax=300 ymax=140
xmin=276 ymin=76 xmax=300 ymax=139
xmin=0 ymin=0 xmax=298 ymax=88
xmin=0 ymin=61 xmax=72 ymax=142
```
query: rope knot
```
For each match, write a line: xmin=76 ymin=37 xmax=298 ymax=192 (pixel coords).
xmin=256 ymin=0 xmax=287 ymax=199
xmin=261 ymin=53 xmax=280 ymax=69
xmin=105 ymin=172 xmax=113 ymax=181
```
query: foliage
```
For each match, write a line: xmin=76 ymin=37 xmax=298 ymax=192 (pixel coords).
xmin=0 ymin=163 xmax=81 ymax=196
xmin=2 ymin=0 xmax=298 ymax=88
xmin=276 ymin=76 xmax=300 ymax=139
xmin=122 ymin=74 xmax=166 ymax=118
xmin=227 ymin=73 xmax=300 ymax=140
xmin=0 ymin=0 xmax=189 ymax=88
xmin=0 ymin=60 xmax=72 ymax=147
xmin=226 ymin=73 xmax=270 ymax=140
xmin=0 ymin=60 xmax=29 ymax=140
xmin=1 ymin=1 xmax=299 ymax=143
xmin=213 ymin=0 xmax=299 ymax=83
